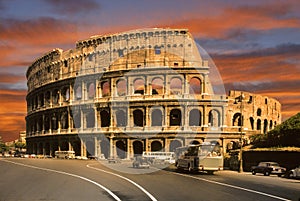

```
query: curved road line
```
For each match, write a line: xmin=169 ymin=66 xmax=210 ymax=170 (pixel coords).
xmin=1 ymin=159 xmax=121 ymax=201
xmin=86 ymin=164 xmax=158 ymax=201
xmin=171 ymin=171 xmax=291 ymax=201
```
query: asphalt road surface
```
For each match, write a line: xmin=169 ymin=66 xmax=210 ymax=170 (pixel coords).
xmin=0 ymin=158 xmax=299 ymax=201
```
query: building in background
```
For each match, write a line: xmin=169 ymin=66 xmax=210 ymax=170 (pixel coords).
xmin=25 ymin=28 xmax=281 ymax=158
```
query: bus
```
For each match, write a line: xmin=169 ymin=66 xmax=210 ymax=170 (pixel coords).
xmin=55 ymin=151 xmax=75 ymax=159
xmin=175 ymin=142 xmax=223 ymax=174
xmin=142 ymin=151 xmax=175 ymax=164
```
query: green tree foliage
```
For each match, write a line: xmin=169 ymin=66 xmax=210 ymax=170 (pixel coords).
xmin=0 ymin=137 xmax=9 ymax=153
xmin=251 ymin=113 xmax=300 ymax=148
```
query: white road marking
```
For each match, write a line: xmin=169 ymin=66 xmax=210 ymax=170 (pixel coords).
xmin=1 ymin=159 xmax=121 ymax=201
xmin=87 ymin=164 xmax=158 ymax=201
xmin=172 ymin=171 xmax=291 ymax=201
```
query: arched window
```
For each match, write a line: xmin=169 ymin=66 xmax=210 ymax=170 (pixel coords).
xmin=100 ymin=110 xmax=110 ymax=127
xmin=232 ymin=113 xmax=242 ymax=126
xmin=263 ymin=119 xmax=268 ymax=134
xmin=257 ymin=119 xmax=261 ymax=130
xmin=189 ymin=109 xmax=201 ymax=126
xmin=257 ymin=108 xmax=262 ymax=116
xmin=170 ymin=109 xmax=181 ymax=126
xmin=61 ymin=112 xmax=69 ymax=129
xmin=88 ymin=83 xmax=95 ymax=99
xmin=117 ymin=79 xmax=127 ymax=96
xmin=189 ymin=77 xmax=201 ymax=94
xmin=116 ymin=110 xmax=127 ymax=127
xmin=62 ymin=87 xmax=70 ymax=102
xmin=209 ymin=110 xmax=220 ymax=127
xmin=151 ymin=141 xmax=162 ymax=151
xmin=75 ymin=86 xmax=82 ymax=100
xmin=53 ymin=89 xmax=59 ymax=104
xmin=170 ymin=77 xmax=182 ymax=95
xmin=250 ymin=117 xmax=254 ymax=130
xmin=73 ymin=112 xmax=81 ymax=129
xmin=151 ymin=78 xmax=164 ymax=95
xmin=151 ymin=109 xmax=163 ymax=126
xmin=134 ymin=78 xmax=145 ymax=95
xmin=101 ymin=81 xmax=110 ymax=97
xmin=270 ymin=120 xmax=273 ymax=130
xmin=133 ymin=109 xmax=144 ymax=127
xmin=86 ymin=110 xmax=95 ymax=128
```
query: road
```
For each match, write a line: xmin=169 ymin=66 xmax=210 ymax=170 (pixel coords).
xmin=0 ymin=158 xmax=299 ymax=201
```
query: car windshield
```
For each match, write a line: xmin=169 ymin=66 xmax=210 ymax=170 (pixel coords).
xmin=269 ymin=163 xmax=279 ymax=166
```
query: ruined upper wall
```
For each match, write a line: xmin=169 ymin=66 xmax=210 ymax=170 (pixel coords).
xmin=26 ymin=28 xmax=208 ymax=93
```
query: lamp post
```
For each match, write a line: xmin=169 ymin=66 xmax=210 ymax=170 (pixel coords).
xmin=234 ymin=92 xmax=245 ymax=173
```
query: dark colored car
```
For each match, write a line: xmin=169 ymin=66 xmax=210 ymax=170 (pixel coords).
xmin=251 ymin=162 xmax=286 ymax=177
xmin=132 ymin=156 xmax=150 ymax=168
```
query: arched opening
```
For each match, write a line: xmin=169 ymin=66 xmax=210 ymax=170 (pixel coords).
xmin=151 ymin=78 xmax=164 ymax=95
xmin=45 ymin=143 xmax=50 ymax=155
xmin=117 ymin=79 xmax=127 ymax=96
xmin=151 ymin=141 xmax=163 ymax=152
xmin=190 ymin=140 xmax=200 ymax=145
xmin=53 ymin=89 xmax=59 ymax=104
xmin=61 ymin=112 xmax=69 ymax=130
xmin=189 ymin=77 xmax=201 ymax=94
xmin=100 ymin=139 xmax=110 ymax=159
xmin=209 ymin=110 xmax=220 ymax=127
xmin=62 ymin=87 xmax=70 ymax=102
xmin=270 ymin=120 xmax=273 ymax=130
xmin=101 ymin=81 xmax=110 ymax=97
xmin=257 ymin=108 xmax=262 ymax=116
xmin=60 ymin=141 xmax=69 ymax=151
xmin=170 ymin=109 xmax=181 ymax=126
xmin=73 ymin=112 xmax=81 ymax=129
xmin=151 ymin=109 xmax=162 ymax=126
xmin=39 ymin=93 xmax=44 ymax=107
xmin=133 ymin=141 xmax=143 ymax=156
xmin=116 ymin=110 xmax=127 ymax=127
xmin=133 ymin=109 xmax=144 ymax=127
xmin=45 ymin=91 xmax=51 ymax=106
xmin=116 ymin=140 xmax=126 ymax=159
xmin=86 ymin=141 xmax=95 ymax=157
xmin=189 ymin=109 xmax=201 ymax=126
xmin=38 ymin=143 xmax=43 ymax=155
xmin=86 ymin=110 xmax=95 ymax=128
xmin=134 ymin=78 xmax=145 ymax=95
xmin=257 ymin=119 xmax=261 ymax=130
xmin=100 ymin=110 xmax=110 ymax=127
xmin=263 ymin=119 xmax=268 ymax=134
xmin=232 ymin=113 xmax=242 ymax=126
xmin=250 ymin=117 xmax=254 ymax=130
xmin=75 ymin=86 xmax=82 ymax=100
xmin=170 ymin=77 xmax=182 ymax=95
xmin=72 ymin=140 xmax=81 ymax=156
xmin=88 ymin=82 xmax=95 ymax=99
xmin=52 ymin=115 xmax=58 ymax=130
xmin=169 ymin=140 xmax=182 ymax=152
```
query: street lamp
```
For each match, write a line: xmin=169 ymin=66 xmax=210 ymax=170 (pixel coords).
xmin=234 ymin=92 xmax=245 ymax=173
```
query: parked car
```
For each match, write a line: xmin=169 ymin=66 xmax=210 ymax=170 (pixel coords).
xmin=251 ymin=162 xmax=286 ymax=177
xmin=132 ymin=156 xmax=150 ymax=168
xmin=288 ymin=165 xmax=300 ymax=179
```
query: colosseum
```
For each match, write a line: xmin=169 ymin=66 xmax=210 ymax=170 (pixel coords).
xmin=25 ymin=28 xmax=281 ymax=158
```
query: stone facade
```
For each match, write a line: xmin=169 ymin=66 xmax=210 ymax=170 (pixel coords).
xmin=25 ymin=28 xmax=281 ymax=158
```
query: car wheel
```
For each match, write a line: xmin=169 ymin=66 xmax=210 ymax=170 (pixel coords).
xmin=264 ymin=171 xmax=270 ymax=176
xmin=277 ymin=174 xmax=282 ymax=177
xmin=252 ymin=170 xmax=256 ymax=175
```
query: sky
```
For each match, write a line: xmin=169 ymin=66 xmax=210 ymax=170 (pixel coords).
xmin=0 ymin=0 xmax=299 ymax=142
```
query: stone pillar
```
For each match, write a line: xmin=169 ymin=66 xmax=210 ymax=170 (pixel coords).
xmin=109 ymin=137 xmax=113 ymax=158
xmin=94 ymin=137 xmax=98 ymax=157
xmin=127 ymin=138 xmax=131 ymax=159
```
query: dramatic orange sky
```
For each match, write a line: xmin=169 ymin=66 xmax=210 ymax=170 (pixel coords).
xmin=0 ymin=0 xmax=299 ymax=142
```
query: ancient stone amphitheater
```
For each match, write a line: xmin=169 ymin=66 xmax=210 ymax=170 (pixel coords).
xmin=26 ymin=28 xmax=281 ymax=158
